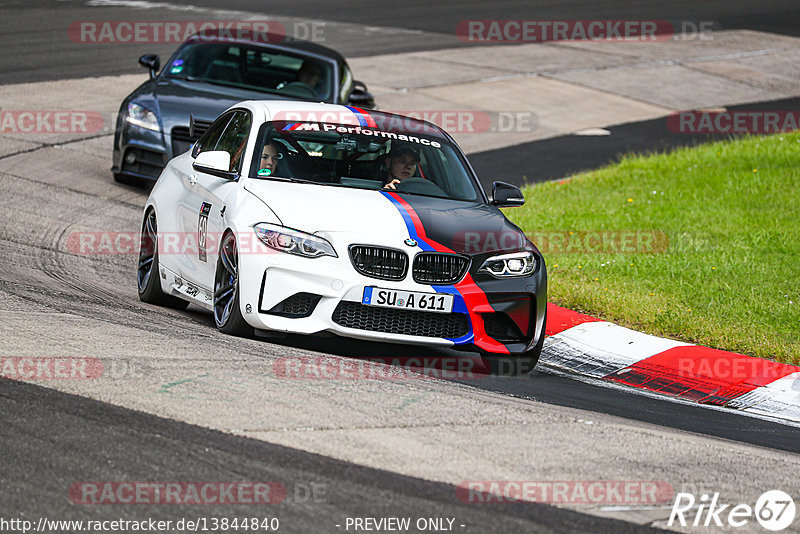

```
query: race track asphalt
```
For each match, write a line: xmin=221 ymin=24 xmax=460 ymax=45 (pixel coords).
xmin=1 ymin=380 xmax=658 ymax=534
xmin=3 ymin=0 xmax=800 ymax=83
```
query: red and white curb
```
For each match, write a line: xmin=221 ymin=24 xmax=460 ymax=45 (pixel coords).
xmin=540 ymin=304 xmax=800 ymax=424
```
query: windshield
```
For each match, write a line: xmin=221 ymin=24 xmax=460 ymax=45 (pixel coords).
xmin=247 ymin=120 xmax=482 ymax=202
xmin=162 ymin=42 xmax=334 ymax=101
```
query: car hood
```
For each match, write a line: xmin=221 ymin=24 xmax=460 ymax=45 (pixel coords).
xmin=243 ymin=180 xmax=529 ymax=255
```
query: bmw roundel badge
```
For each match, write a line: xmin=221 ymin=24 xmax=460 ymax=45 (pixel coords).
xmin=404 ymin=238 xmax=418 ymax=247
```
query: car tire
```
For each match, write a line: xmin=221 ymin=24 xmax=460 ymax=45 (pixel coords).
xmin=213 ymin=231 xmax=252 ymax=337
xmin=137 ymin=209 xmax=189 ymax=310
xmin=482 ymin=308 xmax=547 ymax=377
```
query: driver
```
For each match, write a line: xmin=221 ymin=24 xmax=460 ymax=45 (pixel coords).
xmin=276 ymin=60 xmax=322 ymax=98
xmin=383 ymin=145 xmax=420 ymax=190
xmin=296 ymin=60 xmax=322 ymax=89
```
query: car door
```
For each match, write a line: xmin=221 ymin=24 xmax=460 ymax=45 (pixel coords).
xmin=177 ymin=111 xmax=233 ymax=291
xmin=192 ymin=110 xmax=252 ymax=291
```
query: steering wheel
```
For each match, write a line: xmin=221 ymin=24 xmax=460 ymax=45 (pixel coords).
xmin=392 ymin=178 xmax=447 ymax=197
xmin=279 ymin=82 xmax=317 ymax=100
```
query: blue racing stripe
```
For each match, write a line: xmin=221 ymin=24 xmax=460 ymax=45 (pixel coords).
xmin=380 ymin=191 xmax=433 ymax=252
xmin=345 ymin=106 xmax=369 ymax=127
xmin=380 ymin=191 xmax=474 ymax=344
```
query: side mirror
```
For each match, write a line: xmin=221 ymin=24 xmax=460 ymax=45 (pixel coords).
xmin=192 ymin=151 xmax=237 ymax=180
xmin=490 ymin=181 xmax=525 ymax=207
xmin=348 ymin=80 xmax=375 ymax=109
xmin=138 ymin=54 xmax=160 ymax=80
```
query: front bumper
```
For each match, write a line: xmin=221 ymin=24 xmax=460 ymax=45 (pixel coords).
xmin=112 ymin=118 xmax=170 ymax=181
xmin=112 ymin=118 xmax=198 ymax=181
xmin=237 ymin=246 xmax=546 ymax=355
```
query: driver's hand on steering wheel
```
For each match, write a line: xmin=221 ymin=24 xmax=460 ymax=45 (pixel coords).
xmin=383 ymin=179 xmax=401 ymax=190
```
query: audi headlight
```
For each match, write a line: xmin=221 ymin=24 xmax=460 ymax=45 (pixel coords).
xmin=478 ymin=251 xmax=536 ymax=278
xmin=253 ymin=223 xmax=337 ymax=258
xmin=126 ymin=102 xmax=160 ymax=132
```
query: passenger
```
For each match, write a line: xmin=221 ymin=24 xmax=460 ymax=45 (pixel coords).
xmin=258 ymin=141 xmax=282 ymax=176
xmin=383 ymin=145 xmax=420 ymax=190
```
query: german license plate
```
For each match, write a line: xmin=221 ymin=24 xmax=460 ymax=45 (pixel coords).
xmin=362 ymin=287 xmax=454 ymax=314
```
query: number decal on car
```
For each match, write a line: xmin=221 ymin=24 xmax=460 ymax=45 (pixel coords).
xmin=198 ymin=202 xmax=212 ymax=262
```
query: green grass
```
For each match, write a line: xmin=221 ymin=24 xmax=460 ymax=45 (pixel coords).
xmin=507 ymin=132 xmax=800 ymax=365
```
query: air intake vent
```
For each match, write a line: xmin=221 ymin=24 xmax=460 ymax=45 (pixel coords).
xmin=412 ymin=252 xmax=470 ymax=284
xmin=332 ymin=301 xmax=469 ymax=339
xmin=171 ymin=119 xmax=213 ymax=156
xmin=349 ymin=245 xmax=408 ymax=281
xmin=171 ymin=119 xmax=213 ymax=142
xmin=265 ymin=293 xmax=321 ymax=318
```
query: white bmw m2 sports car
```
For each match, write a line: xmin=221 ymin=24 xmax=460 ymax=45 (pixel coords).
xmin=137 ymin=101 xmax=547 ymax=374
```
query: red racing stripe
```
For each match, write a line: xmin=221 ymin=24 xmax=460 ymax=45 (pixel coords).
xmin=349 ymin=106 xmax=378 ymax=128
xmin=387 ymin=193 xmax=509 ymax=354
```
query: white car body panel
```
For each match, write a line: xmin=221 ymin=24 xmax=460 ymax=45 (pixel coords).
xmin=141 ymin=100 xmax=547 ymax=356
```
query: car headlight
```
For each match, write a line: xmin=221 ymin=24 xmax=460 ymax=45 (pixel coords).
xmin=253 ymin=223 xmax=337 ymax=258
xmin=478 ymin=251 xmax=536 ymax=278
xmin=126 ymin=102 xmax=160 ymax=132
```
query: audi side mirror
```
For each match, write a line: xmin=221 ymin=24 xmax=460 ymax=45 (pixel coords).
xmin=348 ymin=80 xmax=375 ymax=109
xmin=138 ymin=54 xmax=160 ymax=80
